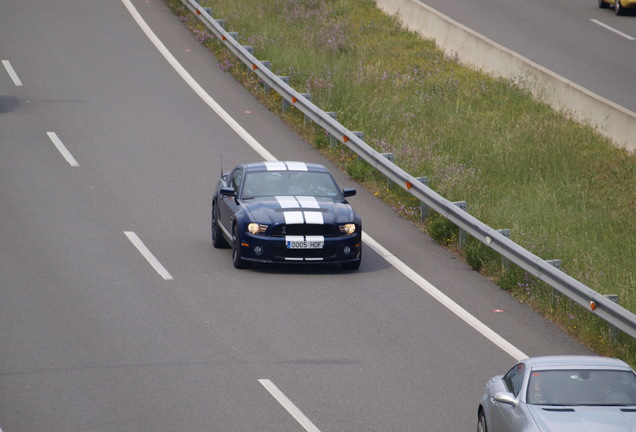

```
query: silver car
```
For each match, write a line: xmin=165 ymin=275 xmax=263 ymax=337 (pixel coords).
xmin=477 ymin=355 xmax=636 ymax=432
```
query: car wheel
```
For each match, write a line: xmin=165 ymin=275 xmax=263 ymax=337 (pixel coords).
xmin=615 ymin=0 xmax=627 ymax=15
xmin=232 ymin=224 xmax=252 ymax=269
xmin=211 ymin=201 xmax=229 ymax=248
xmin=599 ymin=0 xmax=610 ymax=8
xmin=477 ymin=412 xmax=488 ymax=432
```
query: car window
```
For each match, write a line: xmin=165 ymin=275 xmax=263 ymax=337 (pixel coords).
xmin=527 ymin=369 xmax=636 ymax=406
xmin=242 ymin=171 xmax=341 ymax=199
xmin=230 ymin=168 xmax=243 ymax=192
xmin=503 ymin=363 xmax=525 ymax=396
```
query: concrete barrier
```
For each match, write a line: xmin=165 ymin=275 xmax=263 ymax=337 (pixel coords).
xmin=375 ymin=0 xmax=636 ymax=152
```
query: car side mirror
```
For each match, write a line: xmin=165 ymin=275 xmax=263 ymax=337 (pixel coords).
xmin=342 ymin=188 xmax=356 ymax=197
xmin=220 ymin=187 xmax=236 ymax=197
xmin=494 ymin=392 xmax=519 ymax=407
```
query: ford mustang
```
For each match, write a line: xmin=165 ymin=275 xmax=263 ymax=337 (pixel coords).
xmin=478 ymin=355 xmax=636 ymax=432
xmin=211 ymin=161 xmax=362 ymax=269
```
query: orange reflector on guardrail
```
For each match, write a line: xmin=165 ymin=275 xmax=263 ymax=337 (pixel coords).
xmin=590 ymin=301 xmax=597 ymax=311
xmin=406 ymin=181 xmax=413 ymax=189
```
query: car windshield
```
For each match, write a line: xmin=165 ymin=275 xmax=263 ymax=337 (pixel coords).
xmin=527 ymin=369 xmax=636 ymax=406
xmin=241 ymin=171 xmax=341 ymax=199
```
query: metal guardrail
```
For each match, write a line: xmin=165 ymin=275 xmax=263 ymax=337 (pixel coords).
xmin=180 ymin=0 xmax=636 ymax=339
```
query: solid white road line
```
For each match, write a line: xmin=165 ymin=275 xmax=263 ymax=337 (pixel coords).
xmin=2 ymin=60 xmax=23 ymax=86
xmin=590 ymin=19 xmax=635 ymax=40
xmin=47 ymin=132 xmax=80 ymax=167
xmin=259 ymin=379 xmax=321 ymax=432
xmin=123 ymin=0 xmax=527 ymax=361
xmin=124 ymin=231 xmax=173 ymax=280
xmin=363 ymin=233 xmax=527 ymax=361
xmin=121 ymin=0 xmax=276 ymax=163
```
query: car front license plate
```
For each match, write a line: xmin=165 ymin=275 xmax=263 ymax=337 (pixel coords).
xmin=286 ymin=239 xmax=324 ymax=249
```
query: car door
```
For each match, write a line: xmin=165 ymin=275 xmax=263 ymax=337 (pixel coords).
xmin=489 ymin=363 xmax=527 ymax=432
xmin=219 ymin=167 xmax=244 ymax=235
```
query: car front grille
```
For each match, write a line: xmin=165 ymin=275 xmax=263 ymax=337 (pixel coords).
xmin=270 ymin=224 xmax=340 ymax=237
xmin=271 ymin=247 xmax=338 ymax=259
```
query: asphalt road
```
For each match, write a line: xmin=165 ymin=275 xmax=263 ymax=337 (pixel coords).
xmin=1 ymin=0 xmax=592 ymax=430
xmin=418 ymin=0 xmax=636 ymax=113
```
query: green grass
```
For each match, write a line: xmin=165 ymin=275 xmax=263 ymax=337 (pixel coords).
xmin=166 ymin=0 xmax=636 ymax=362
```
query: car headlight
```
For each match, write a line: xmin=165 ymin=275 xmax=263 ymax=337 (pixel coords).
xmin=247 ymin=223 xmax=268 ymax=234
xmin=339 ymin=223 xmax=356 ymax=235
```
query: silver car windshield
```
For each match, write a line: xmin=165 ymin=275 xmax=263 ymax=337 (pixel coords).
xmin=242 ymin=171 xmax=341 ymax=199
xmin=527 ymin=369 xmax=636 ymax=406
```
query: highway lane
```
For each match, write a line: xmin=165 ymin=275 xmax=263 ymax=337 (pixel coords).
xmin=1 ymin=0 xmax=591 ymax=430
xmin=418 ymin=0 xmax=636 ymax=113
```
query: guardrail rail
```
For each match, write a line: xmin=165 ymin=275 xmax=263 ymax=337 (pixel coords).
xmin=180 ymin=0 xmax=636 ymax=339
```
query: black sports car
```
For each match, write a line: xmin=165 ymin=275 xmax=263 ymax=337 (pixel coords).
xmin=211 ymin=161 xmax=362 ymax=269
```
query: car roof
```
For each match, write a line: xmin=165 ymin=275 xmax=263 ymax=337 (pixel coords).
xmin=241 ymin=161 xmax=330 ymax=173
xmin=523 ymin=355 xmax=632 ymax=371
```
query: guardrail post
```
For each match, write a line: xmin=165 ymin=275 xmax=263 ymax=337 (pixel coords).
xmin=300 ymin=93 xmax=312 ymax=124
xmin=606 ymin=294 xmax=619 ymax=341
xmin=546 ymin=259 xmax=561 ymax=307
xmin=215 ymin=19 xmax=225 ymax=29
xmin=241 ymin=46 xmax=254 ymax=75
xmin=416 ymin=177 xmax=430 ymax=221
xmin=453 ymin=201 xmax=467 ymax=248
xmin=497 ymin=229 xmax=510 ymax=271
xmin=351 ymin=131 xmax=365 ymax=161
xmin=203 ymin=7 xmax=212 ymax=16
xmin=326 ymin=112 xmax=338 ymax=147
xmin=258 ymin=61 xmax=272 ymax=92
xmin=277 ymin=77 xmax=289 ymax=97
xmin=227 ymin=32 xmax=238 ymax=40
xmin=381 ymin=153 xmax=394 ymax=190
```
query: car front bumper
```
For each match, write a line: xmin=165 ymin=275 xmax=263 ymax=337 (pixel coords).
xmin=238 ymin=232 xmax=362 ymax=264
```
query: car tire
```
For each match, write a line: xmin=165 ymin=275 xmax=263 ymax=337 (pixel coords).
xmin=232 ymin=224 xmax=252 ymax=269
xmin=477 ymin=412 xmax=488 ymax=432
xmin=615 ymin=0 xmax=627 ymax=15
xmin=212 ymin=201 xmax=229 ymax=248
xmin=599 ymin=0 xmax=610 ymax=8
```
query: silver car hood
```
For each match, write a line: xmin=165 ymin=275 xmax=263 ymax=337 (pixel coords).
xmin=528 ymin=405 xmax=636 ymax=432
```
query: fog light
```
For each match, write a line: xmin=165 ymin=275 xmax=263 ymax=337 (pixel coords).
xmin=254 ymin=246 xmax=263 ymax=256
xmin=343 ymin=246 xmax=351 ymax=255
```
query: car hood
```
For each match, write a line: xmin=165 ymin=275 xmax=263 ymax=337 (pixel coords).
xmin=242 ymin=196 xmax=355 ymax=225
xmin=528 ymin=405 xmax=636 ymax=432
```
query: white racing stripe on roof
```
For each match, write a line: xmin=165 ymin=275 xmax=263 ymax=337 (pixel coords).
xmin=285 ymin=161 xmax=308 ymax=171
xmin=296 ymin=196 xmax=320 ymax=209
xmin=265 ymin=161 xmax=287 ymax=171
xmin=276 ymin=196 xmax=300 ymax=208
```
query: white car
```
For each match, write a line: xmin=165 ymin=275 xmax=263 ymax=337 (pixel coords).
xmin=477 ymin=355 xmax=636 ymax=432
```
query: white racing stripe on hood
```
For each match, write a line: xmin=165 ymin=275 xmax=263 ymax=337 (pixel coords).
xmin=277 ymin=196 xmax=324 ymax=224
xmin=276 ymin=196 xmax=300 ymax=208
xmin=282 ymin=211 xmax=324 ymax=224
xmin=283 ymin=211 xmax=304 ymax=224
xmin=304 ymin=212 xmax=324 ymax=224
xmin=296 ymin=196 xmax=320 ymax=209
